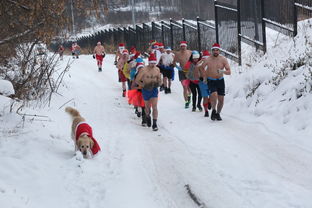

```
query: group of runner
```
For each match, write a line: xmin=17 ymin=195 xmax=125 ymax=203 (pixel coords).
xmin=57 ymin=43 xmax=81 ymax=60
xmin=60 ymin=39 xmax=231 ymax=131
xmin=111 ymin=40 xmax=231 ymax=131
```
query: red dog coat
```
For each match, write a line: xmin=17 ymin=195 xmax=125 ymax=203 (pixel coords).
xmin=75 ymin=122 xmax=101 ymax=155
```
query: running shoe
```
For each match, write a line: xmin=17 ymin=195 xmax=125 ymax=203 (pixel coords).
xmin=211 ymin=109 xmax=217 ymax=121
xmin=152 ymin=124 xmax=158 ymax=131
xmin=215 ymin=113 xmax=222 ymax=121
xmin=197 ymin=104 xmax=203 ymax=112
xmin=146 ymin=116 xmax=151 ymax=127
xmin=185 ymin=102 xmax=190 ymax=109
xmin=204 ymin=111 xmax=209 ymax=117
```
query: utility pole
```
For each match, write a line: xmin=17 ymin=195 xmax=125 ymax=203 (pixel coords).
xmin=71 ymin=0 xmax=75 ymax=36
xmin=130 ymin=0 xmax=136 ymax=28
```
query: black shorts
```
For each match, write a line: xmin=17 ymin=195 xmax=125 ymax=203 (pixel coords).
xmin=207 ymin=78 xmax=225 ymax=96
xmin=163 ymin=68 xmax=174 ymax=79
xmin=158 ymin=65 xmax=165 ymax=74
xmin=178 ymin=71 xmax=187 ymax=81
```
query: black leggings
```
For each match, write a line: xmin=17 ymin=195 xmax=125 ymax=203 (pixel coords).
xmin=189 ymin=81 xmax=202 ymax=108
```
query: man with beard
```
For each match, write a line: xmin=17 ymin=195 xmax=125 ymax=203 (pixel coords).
xmin=173 ymin=41 xmax=192 ymax=108
xmin=201 ymin=43 xmax=231 ymax=121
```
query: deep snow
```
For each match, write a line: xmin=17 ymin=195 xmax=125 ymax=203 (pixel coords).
xmin=0 ymin=20 xmax=312 ymax=208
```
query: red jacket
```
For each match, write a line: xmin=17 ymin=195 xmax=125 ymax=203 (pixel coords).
xmin=75 ymin=122 xmax=101 ymax=155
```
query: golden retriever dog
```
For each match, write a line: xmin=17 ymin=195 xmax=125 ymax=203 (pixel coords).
xmin=65 ymin=107 xmax=101 ymax=158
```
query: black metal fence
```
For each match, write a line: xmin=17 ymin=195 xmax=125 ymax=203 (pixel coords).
xmin=58 ymin=0 xmax=312 ymax=65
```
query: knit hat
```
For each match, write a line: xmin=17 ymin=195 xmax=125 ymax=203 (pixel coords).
xmin=211 ymin=43 xmax=221 ymax=50
xmin=165 ymin=46 xmax=172 ymax=51
xmin=148 ymin=53 xmax=157 ymax=64
xmin=192 ymin=50 xmax=200 ymax=59
xmin=136 ymin=57 xmax=144 ymax=70
xmin=202 ymin=50 xmax=210 ymax=58
xmin=180 ymin=41 xmax=187 ymax=47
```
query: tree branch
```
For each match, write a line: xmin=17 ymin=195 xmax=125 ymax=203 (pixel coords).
xmin=0 ymin=22 xmax=43 ymax=45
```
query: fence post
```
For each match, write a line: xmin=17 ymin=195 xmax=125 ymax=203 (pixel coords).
xmin=170 ymin=18 xmax=174 ymax=50
xmin=214 ymin=0 xmax=219 ymax=44
xmin=161 ymin=21 xmax=165 ymax=45
xmin=237 ymin=0 xmax=242 ymax=65
xmin=152 ymin=22 xmax=155 ymax=40
xmin=260 ymin=0 xmax=267 ymax=53
xmin=197 ymin=17 xmax=201 ymax=52
xmin=182 ymin=18 xmax=186 ymax=41
xmin=293 ymin=1 xmax=298 ymax=37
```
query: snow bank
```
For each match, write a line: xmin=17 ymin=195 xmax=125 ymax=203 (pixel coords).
xmin=226 ymin=19 xmax=312 ymax=135
xmin=0 ymin=79 xmax=15 ymax=96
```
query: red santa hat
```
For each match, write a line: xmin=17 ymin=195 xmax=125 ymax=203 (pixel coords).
xmin=122 ymin=49 xmax=129 ymax=55
xmin=158 ymin=42 xmax=164 ymax=48
xmin=133 ymin=51 xmax=141 ymax=59
xmin=148 ymin=53 xmax=157 ymax=64
xmin=180 ymin=41 xmax=187 ymax=47
xmin=149 ymin=40 xmax=157 ymax=45
xmin=202 ymin=50 xmax=210 ymax=58
xmin=119 ymin=43 xmax=125 ymax=47
xmin=152 ymin=42 xmax=159 ymax=49
xmin=136 ymin=62 xmax=144 ymax=70
xmin=130 ymin=46 xmax=136 ymax=52
xmin=211 ymin=43 xmax=221 ymax=50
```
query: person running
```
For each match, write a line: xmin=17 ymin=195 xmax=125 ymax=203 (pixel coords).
xmin=117 ymin=49 xmax=129 ymax=97
xmin=71 ymin=43 xmax=76 ymax=59
xmin=128 ymin=59 xmax=146 ymax=125
xmin=159 ymin=46 xmax=175 ymax=94
xmin=135 ymin=53 xmax=162 ymax=131
xmin=184 ymin=51 xmax=202 ymax=112
xmin=173 ymin=41 xmax=192 ymax=108
xmin=115 ymin=43 xmax=125 ymax=65
xmin=93 ymin=41 xmax=106 ymax=72
xmin=73 ymin=43 xmax=81 ymax=59
xmin=58 ymin=44 xmax=65 ymax=60
xmin=201 ymin=43 xmax=231 ymax=121
xmin=198 ymin=50 xmax=212 ymax=117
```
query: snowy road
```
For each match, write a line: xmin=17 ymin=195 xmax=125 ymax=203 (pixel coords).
xmin=1 ymin=54 xmax=311 ymax=208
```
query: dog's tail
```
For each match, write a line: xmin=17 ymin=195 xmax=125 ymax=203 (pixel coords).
xmin=65 ymin=106 xmax=81 ymax=118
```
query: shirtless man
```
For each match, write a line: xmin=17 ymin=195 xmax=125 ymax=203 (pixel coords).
xmin=201 ymin=43 xmax=231 ymax=121
xmin=114 ymin=43 xmax=125 ymax=65
xmin=93 ymin=41 xmax=106 ymax=72
xmin=117 ymin=49 xmax=129 ymax=97
xmin=135 ymin=53 xmax=162 ymax=131
xmin=173 ymin=41 xmax=192 ymax=108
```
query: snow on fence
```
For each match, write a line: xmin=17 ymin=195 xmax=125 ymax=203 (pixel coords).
xmin=56 ymin=0 xmax=312 ymax=66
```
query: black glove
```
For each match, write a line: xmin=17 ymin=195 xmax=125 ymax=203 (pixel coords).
xmin=93 ymin=55 xmax=95 ymax=59
xmin=102 ymin=53 xmax=105 ymax=58
xmin=114 ymin=61 xmax=117 ymax=65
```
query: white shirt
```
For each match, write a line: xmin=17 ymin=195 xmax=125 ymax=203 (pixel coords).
xmin=160 ymin=52 xmax=175 ymax=66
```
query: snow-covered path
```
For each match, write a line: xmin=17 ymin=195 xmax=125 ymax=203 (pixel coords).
xmin=1 ymin=54 xmax=311 ymax=208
